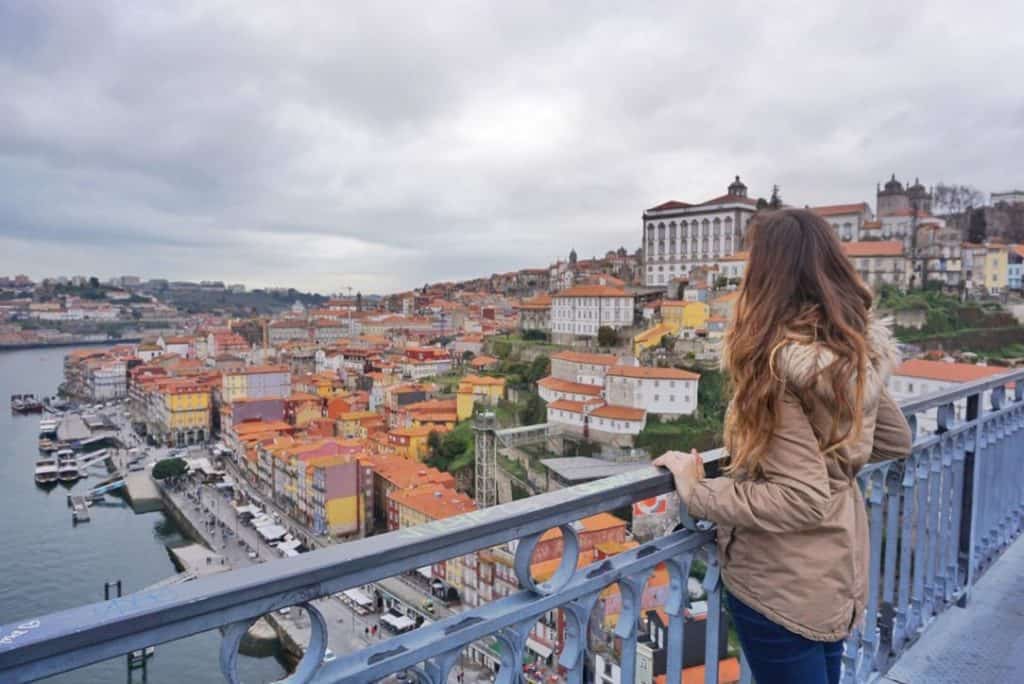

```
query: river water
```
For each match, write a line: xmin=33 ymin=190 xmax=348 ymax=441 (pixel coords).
xmin=0 ymin=347 xmax=286 ymax=683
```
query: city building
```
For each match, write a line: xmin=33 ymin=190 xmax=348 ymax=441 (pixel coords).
xmin=456 ymin=375 xmax=506 ymax=421
xmin=221 ymin=365 xmax=291 ymax=403
xmin=888 ymin=359 xmax=1011 ymax=431
xmin=517 ymin=293 xmax=552 ymax=334
xmin=1008 ymin=245 xmax=1024 ymax=290
xmin=604 ymin=366 xmax=700 ymax=418
xmin=811 ymin=202 xmax=874 ymax=242
xmin=550 ymin=281 xmax=635 ymax=344
xmin=152 ymin=380 xmax=212 ymax=446
xmin=991 ymin=190 xmax=1024 ymax=205
xmin=642 ymin=177 xmax=758 ymax=287
xmin=842 ymin=241 xmax=910 ymax=291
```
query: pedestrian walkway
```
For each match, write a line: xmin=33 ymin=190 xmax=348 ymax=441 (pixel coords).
xmin=882 ymin=534 xmax=1024 ymax=683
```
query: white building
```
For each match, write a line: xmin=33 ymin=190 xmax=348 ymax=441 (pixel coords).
xmin=549 ymin=351 xmax=620 ymax=386
xmin=888 ymin=359 xmax=1011 ymax=432
xmin=550 ymin=283 xmax=634 ymax=343
xmin=991 ymin=190 xmax=1024 ymax=205
xmin=810 ymin=202 xmax=874 ymax=242
xmin=642 ymin=176 xmax=758 ymax=287
xmin=86 ymin=360 xmax=127 ymax=401
xmin=842 ymin=241 xmax=911 ymax=291
xmin=604 ymin=366 xmax=699 ymax=418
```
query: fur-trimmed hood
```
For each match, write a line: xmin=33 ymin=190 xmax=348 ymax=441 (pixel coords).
xmin=772 ymin=313 xmax=900 ymax=405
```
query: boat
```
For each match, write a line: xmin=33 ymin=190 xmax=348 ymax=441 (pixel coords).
xmin=11 ymin=394 xmax=44 ymax=414
xmin=39 ymin=418 xmax=59 ymax=437
xmin=34 ymin=457 xmax=59 ymax=485
xmin=56 ymin=450 xmax=83 ymax=482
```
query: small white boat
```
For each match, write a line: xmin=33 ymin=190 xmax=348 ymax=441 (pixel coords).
xmin=35 ymin=458 xmax=59 ymax=485
xmin=57 ymin=451 xmax=82 ymax=482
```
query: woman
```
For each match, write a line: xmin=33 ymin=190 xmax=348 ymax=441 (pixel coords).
xmin=654 ymin=209 xmax=912 ymax=684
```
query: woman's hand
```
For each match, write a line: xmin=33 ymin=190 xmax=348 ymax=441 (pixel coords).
xmin=652 ymin=449 xmax=705 ymax=501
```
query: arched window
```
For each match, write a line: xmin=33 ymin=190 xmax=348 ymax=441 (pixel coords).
xmin=713 ymin=217 xmax=721 ymax=237
xmin=702 ymin=218 xmax=710 ymax=236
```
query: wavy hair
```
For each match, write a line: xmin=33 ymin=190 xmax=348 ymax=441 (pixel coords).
xmin=722 ymin=208 xmax=873 ymax=476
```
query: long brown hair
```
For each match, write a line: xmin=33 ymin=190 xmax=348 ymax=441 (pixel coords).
xmin=722 ymin=208 xmax=873 ymax=475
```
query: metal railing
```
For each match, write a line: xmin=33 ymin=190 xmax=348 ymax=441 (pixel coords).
xmin=1 ymin=370 xmax=1022 ymax=684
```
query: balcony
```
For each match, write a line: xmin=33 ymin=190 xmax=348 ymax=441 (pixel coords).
xmin=2 ymin=370 xmax=1023 ymax=683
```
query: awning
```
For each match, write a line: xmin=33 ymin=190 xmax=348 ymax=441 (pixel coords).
xmin=257 ymin=524 xmax=287 ymax=541
xmin=275 ymin=539 xmax=302 ymax=553
xmin=343 ymin=588 xmax=374 ymax=607
xmin=526 ymin=638 xmax=553 ymax=659
xmin=416 ymin=566 xmax=432 ymax=579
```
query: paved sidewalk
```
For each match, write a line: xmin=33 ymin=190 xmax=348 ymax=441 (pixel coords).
xmin=882 ymin=534 xmax=1024 ymax=683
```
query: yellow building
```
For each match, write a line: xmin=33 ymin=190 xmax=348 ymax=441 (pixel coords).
xmin=456 ymin=375 xmax=506 ymax=421
xmin=984 ymin=245 xmax=1009 ymax=292
xmin=632 ymin=322 xmax=674 ymax=357
xmin=157 ymin=381 xmax=211 ymax=446
xmin=387 ymin=425 xmax=435 ymax=461
xmin=661 ymin=300 xmax=709 ymax=333
xmin=337 ymin=410 xmax=378 ymax=438
xmin=221 ymin=371 xmax=248 ymax=404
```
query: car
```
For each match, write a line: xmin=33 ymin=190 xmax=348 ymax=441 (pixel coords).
xmin=278 ymin=607 xmax=291 ymax=616
xmin=247 ymin=551 xmax=258 ymax=560
xmin=322 ymin=648 xmax=336 ymax=663
xmin=396 ymin=672 xmax=408 ymax=681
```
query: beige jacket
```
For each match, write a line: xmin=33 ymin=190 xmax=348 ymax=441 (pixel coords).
xmin=684 ymin=318 xmax=913 ymax=641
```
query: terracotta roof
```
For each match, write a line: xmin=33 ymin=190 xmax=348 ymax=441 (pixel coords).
xmin=710 ymin=291 xmax=740 ymax=305
xmin=647 ymin=200 xmax=693 ymax=212
xmin=843 ymin=241 xmax=904 ymax=257
xmin=458 ymin=374 xmax=506 ymax=387
xmin=699 ymin=193 xmax=758 ymax=207
xmin=550 ymin=351 xmax=619 ymax=366
xmin=539 ymin=513 xmax=627 ymax=541
xmin=607 ymin=365 xmax=700 ymax=381
xmin=389 ymin=484 xmax=477 ymax=521
xmin=516 ymin=293 xmax=552 ymax=309
xmin=553 ymin=284 xmax=630 ymax=298
xmin=547 ymin=399 xmax=587 ymax=414
xmin=538 ymin=376 xmax=603 ymax=396
xmin=893 ymin=359 xmax=1009 ymax=384
xmin=590 ymin=404 xmax=646 ymax=421
xmin=811 ymin=202 xmax=870 ymax=217
xmin=660 ymin=299 xmax=704 ymax=308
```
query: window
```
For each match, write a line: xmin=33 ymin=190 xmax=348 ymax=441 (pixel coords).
xmin=654 ymin=394 xmax=660 ymax=401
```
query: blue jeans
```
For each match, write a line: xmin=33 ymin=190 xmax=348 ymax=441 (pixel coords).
xmin=727 ymin=593 xmax=843 ymax=684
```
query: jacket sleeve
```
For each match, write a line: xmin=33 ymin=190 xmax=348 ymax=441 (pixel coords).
xmin=869 ymin=388 xmax=913 ymax=462
xmin=684 ymin=391 xmax=831 ymax=533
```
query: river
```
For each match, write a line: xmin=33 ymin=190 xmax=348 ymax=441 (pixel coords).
xmin=0 ymin=347 xmax=287 ymax=683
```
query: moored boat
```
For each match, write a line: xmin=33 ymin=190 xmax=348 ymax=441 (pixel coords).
xmin=11 ymin=394 xmax=44 ymax=414
xmin=56 ymin=449 xmax=83 ymax=482
xmin=35 ymin=457 xmax=59 ymax=485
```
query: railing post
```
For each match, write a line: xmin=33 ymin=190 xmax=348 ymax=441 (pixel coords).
xmin=956 ymin=392 xmax=981 ymax=607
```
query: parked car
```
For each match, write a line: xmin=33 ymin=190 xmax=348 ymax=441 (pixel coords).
xmin=322 ymin=648 xmax=336 ymax=663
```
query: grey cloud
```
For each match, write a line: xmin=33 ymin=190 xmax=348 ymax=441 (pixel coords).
xmin=0 ymin=1 xmax=1022 ymax=293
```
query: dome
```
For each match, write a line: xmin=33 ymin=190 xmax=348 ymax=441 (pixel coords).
xmin=883 ymin=173 xmax=904 ymax=193
xmin=727 ymin=175 xmax=748 ymax=197
xmin=908 ymin=177 xmax=928 ymax=197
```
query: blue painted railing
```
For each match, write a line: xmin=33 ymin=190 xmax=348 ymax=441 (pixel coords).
xmin=1 ymin=369 xmax=1022 ymax=683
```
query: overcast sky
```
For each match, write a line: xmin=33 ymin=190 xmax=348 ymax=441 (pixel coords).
xmin=1 ymin=2 xmax=1021 ymax=294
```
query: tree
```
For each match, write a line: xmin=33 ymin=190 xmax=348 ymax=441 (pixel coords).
xmin=597 ymin=326 xmax=618 ymax=348
xmin=152 ymin=457 xmax=188 ymax=480
xmin=715 ymin=275 xmax=729 ymax=289
xmin=88 ymin=276 xmax=101 ymax=288
xmin=968 ymin=207 xmax=988 ymax=244
xmin=518 ymin=392 xmax=546 ymax=425
xmin=525 ymin=355 xmax=550 ymax=384
xmin=427 ymin=430 xmax=442 ymax=455
xmin=461 ymin=350 xmax=475 ymax=364
xmin=659 ymin=334 xmax=676 ymax=351
xmin=933 ymin=183 xmax=986 ymax=216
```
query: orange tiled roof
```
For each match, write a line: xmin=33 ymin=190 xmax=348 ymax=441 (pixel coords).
xmin=553 ymin=284 xmax=629 ymax=298
xmin=538 ymin=376 xmax=603 ymax=396
xmin=811 ymin=202 xmax=870 ymax=217
xmin=719 ymin=251 xmax=749 ymax=262
xmin=590 ymin=404 xmax=646 ymax=421
xmin=607 ymin=366 xmax=700 ymax=381
xmin=550 ymin=350 xmax=618 ymax=366
xmin=389 ymin=483 xmax=476 ymax=521
xmin=843 ymin=241 xmax=904 ymax=257
xmin=894 ymin=359 xmax=1009 ymax=384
